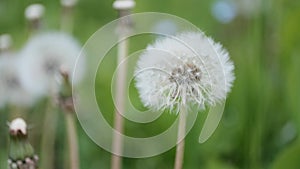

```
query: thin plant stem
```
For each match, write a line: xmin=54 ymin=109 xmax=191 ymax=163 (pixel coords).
xmin=65 ymin=112 xmax=80 ymax=169
xmin=111 ymin=1 xmax=134 ymax=168
xmin=28 ymin=19 xmax=42 ymax=35
xmin=8 ymin=105 xmax=23 ymax=120
xmin=27 ymin=16 xmax=43 ymax=38
xmin=0 ymin=108 xmax=8 ymax=169
xmin=111 ymin=35 xmax=129 ymax=169
xmin=174 ymin=103 xmax=187 ymax=169
xmin=40 ymin=99 xmax=57 ymax=169
xmin=61 ymin=6 xmax=74 ymax=34
xmin=58 ymin=70 xmax=80 ymax=169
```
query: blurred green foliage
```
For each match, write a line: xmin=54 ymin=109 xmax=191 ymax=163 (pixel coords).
xmin=1 ymin=0 xmax=300 ymax=169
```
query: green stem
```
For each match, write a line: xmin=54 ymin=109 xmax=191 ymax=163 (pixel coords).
xmin=61 ymin=6 xmax=74 ymax=34
xmin=40 ymin=99 xmax=57 ymax=169
xmin=65 ymin=112 xmax=80 ymax=169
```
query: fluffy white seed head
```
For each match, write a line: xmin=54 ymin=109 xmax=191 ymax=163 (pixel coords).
xmin=9 ymin=118 xmax=27 ymax=135
xmin=25 ymin=4 xmax=45 ymax=20
xmin=135 ymin=32 xmax=235 ymax=113
xmin=19 ymin=32 xmax=86 ymax=97
xmin=0 ymin=53 xmax=36 ymax=107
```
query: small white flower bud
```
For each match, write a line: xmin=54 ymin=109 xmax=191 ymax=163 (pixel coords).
xmin=9 ymin=118 xmax=27 ymax=135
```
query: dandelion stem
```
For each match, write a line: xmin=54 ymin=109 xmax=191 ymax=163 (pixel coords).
xmin=61 ymin=6 xmax=75 ymax=34
xmin=111 ymin=33 xmax=129 ymax=169
xmin=174 ymin=102 xmax=187 ymax=169
xmin=8 ymin=105 xmax=23 ymax=121
xmin=40 ymin=99 xmax=57 ymax=169
xmin=58 ymin=70 xmax=80 ymax=169
xmin=65 ymin=112 xmax=80 ymax=169
xmin=111 ymin=1 xmax=135 ymax=168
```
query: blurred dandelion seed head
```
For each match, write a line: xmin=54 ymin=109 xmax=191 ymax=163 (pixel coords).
xmin=25 ymin=4 xmax=45 ymax=21
xmin=135 ymin=32 xmax=235 ymax=113
xmin=19 ymin=32 xmax=86 ymax=97
xmin=0 ymin=53 xmax=36 ymax=107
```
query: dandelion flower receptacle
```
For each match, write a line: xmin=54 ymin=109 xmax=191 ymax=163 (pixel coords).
xmin=135 ymin=31 xmax=235 ymax=169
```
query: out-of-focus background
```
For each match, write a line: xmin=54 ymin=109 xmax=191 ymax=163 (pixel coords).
xmin=1 ymin=0 xmax=300 ymax=169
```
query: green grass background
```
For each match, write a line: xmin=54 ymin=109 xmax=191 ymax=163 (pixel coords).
xmin=1 ymin=0 xmax=300 ymax=168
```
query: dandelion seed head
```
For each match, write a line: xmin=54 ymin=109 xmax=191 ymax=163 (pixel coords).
xmin=135 ymin=32 xmax=235 ymax=113
xmin=19 ymin=32 xmax=85 ymax=97
xmin=0 ymin=53 xmax=36 ymax=107
xmin=25 ymin=4 xmax=45 ymax=21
